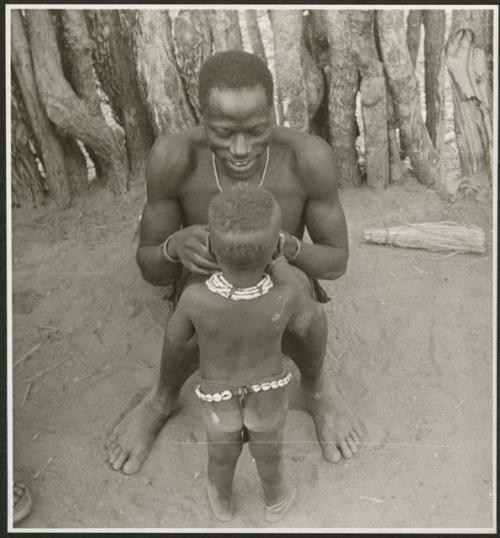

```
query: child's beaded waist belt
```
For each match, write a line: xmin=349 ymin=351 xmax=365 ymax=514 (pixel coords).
xmin=195 ymin=372 xmax=292 ymax=403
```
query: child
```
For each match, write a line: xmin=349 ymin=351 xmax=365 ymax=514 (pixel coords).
xmin=163 ymin=185 xmax=325 ymax=522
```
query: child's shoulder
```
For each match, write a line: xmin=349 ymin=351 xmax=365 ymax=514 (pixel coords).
xmin=178 ymin=281 xmax=211 ymax=308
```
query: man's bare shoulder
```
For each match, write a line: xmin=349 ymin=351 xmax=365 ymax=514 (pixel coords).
xmin=272 ymin=127 xmax=338 ymax=193
xmin=145 ymin=127 xmax=206 ymax=197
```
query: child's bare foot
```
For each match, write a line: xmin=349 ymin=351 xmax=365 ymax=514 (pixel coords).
xmin=264 ymin=487 xmax=296 ymax=523
xmin=206 ymin=484 xmax=233 ymax=522
xmin=104 ymin=388 xmax=174 ymax=474
xmin=302 ymin=379 xmax=364 ymax=463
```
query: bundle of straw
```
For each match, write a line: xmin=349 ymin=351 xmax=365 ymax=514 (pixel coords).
xmin=363 ymin=221 xmax=485 ymax=254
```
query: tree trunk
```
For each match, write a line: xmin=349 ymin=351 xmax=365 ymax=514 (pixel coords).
xmin=86 ymin=10 xmax=154 ymax=185
xmin=324 ymin=10 xmax=361 ymax=187
xmin=386 ymin=93 xmax=403 ymax=184
xmin=304 ymin=11 xmax=330 ymax=140
xmin=351 ymin=10 xmax=389 ymax=190
xmin=57 ymin=10 xmax=107 ymax=195
xmin=11 ymin=78 xmax=46 ymax=208
xmin=242 ymin=10 xmax=266 ymax=60
xmin=423 ymin=10 xmax=446 ymax=148
xmin=207 ymin=10 xmax=242 ymax=51
xmin=171 ymin=10 xmax=213 ymax=121
xmin=377 ymin=10 xmax=447 ymax=195
xmin=406 ymin=10 xmax=423 ymax=69
xmin=25 ymin=9 xmax=128 ymax=195
xmin=373 ymin=16 xmax=403 ymax=184
xmin=132 ymin=10 xmax=196 ymax=135
xmin=445 ymin=10 xmax=493 ymax=194
xmin=11 ymin=10 xmax=72 ymax=208
xmin=269 ymin=10 xmax=309 ymax=131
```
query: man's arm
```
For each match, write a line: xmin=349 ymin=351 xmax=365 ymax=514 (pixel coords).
xmin=136 ymin=136 xmax=218 ymax=285
xmin=283 ymin=135 xmax=349 ymax=281
xmin=162 ymin=292 xmax=197 ymax=376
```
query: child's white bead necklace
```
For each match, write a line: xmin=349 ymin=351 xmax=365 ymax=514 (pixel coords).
xmin=206 ymin=272 xmax=273 ymax=300
xmin=212 ymin=145 xmax=270 ymax=192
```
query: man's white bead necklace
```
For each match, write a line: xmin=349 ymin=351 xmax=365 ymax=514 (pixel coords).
xmin=211 ymin=145 xmax=270 ymax=192
xmin=206 ymin=272 xmax=273 ymax=300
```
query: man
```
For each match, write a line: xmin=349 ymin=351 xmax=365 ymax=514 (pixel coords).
xmin=105 ymin=50 xmax=363 ymax=474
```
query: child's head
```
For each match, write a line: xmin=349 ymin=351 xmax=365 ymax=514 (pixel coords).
xmin=208 ymin=185 xmax=281 ymax=272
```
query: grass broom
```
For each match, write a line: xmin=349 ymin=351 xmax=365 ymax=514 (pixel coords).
xmin=363 ymin=221 xmax=485 ymax=254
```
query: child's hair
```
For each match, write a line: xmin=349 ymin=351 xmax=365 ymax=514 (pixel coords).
xmin=208 ymin=185 xmax=280 ymax=270
xmin=198 ymin=50 xmax=273 ymax=111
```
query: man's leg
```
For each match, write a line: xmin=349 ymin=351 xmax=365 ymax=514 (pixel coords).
xmin=105 ymin=275 xmax=204 ymax=474
xmin=282 ymin=267 xmax=363 ymax=462
xmin=105 ymin=324 xmax=199 ymax=474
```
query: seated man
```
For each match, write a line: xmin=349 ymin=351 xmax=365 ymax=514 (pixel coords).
xmin=105 ymin=50 xmax=363 ymax=474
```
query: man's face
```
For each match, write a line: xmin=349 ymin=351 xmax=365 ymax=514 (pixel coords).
xmin=203 ymin=85 xmax=273 ymax=180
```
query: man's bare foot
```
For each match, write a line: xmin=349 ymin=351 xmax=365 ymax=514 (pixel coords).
xmin=13 ymin=481 xmax=33 ymax=524
xmin=206 ymin=484 xmax=233 ymax=522
xmin=104 ymin=388 xmax=173 ymax=474
xmin=302 ymin=379 xmax=364 ymax=463
xmin=264 ymin=486 xmax=296 ymax=523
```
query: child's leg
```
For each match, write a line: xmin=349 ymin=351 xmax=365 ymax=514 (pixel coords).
xmin=206 ymin=429 xmax=243 ymax=521
xmin=202 ymin=399 xmax=244 ymax=521
xmin=244 ymin=386 xmax=295 ymax=520
xmin=247 ymin=426 xmax=287 ymax=506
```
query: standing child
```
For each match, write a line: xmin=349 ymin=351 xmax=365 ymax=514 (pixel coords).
xmin=163 ymin=185 xmax=326 ymax=522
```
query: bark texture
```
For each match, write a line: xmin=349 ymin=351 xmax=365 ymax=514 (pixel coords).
xmin=25 ymin=9 xmax=128 ymax=195
xmin=58 ymin=10 xmax=111 ymax=194
xmin=423 ymin=10 xmax=446 ymax=148
xmin=133 ymin=11 xmax=195 ymax=135
xmin=86 ymin=10 xmax=155 ymax=185
xmin=377 ymin=10 xmax=446 ymax=194
xmin=351 ymin=10 xmax=389 ymax=190
xmin=324 ymin=10 xmax=361 ymax=186
xmin=11 ymin=78 xmax=46 ymax=207
xmin=406 ymin=10 xmax=423 ymax=69
xmin=301 ymin=17 xmax=325 ymax=126
xmin=304 ymin=11 xmax=330 ymax=139
xmin=270 ymin=10 xmax=310 ymax=130
xmin=242 ymin=10 xmax=266 ymax=60
xmin=445 ymin=10 xmax=493 ymax=193
xmin=11 ymin=10 xmax=72 ymax=208
xmin=172 ymin=10 xmax=213 ymax=121
xmin=207 ymin=10 xmax=242 ymax=52
xmin=386 ymin=93 xmax=403 ymax=184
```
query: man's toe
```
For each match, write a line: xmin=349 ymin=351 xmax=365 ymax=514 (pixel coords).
xmin=108 ymin=446 xmax=121 ymax=464
xmin=104 ymin=433 xmax=117 ymax=449
xmin=106 ymin=441 xmax=117 ymax=455
xmin=112 ymin=450 xmax=129 ymax=471
xmin=350 ymin=430 xmax=361 ymax=444
xmin=122 ymin=450 xmax=147 ymax=474
xmin=346 ymin=436 xmax=358 ymax=454
xmin=122 ymin=453 xmax=144 ymax=475
xmin=338 ymin=440 xmax=353 ymax=459
xmin=320 ymin=442 xmax=342 ymax=463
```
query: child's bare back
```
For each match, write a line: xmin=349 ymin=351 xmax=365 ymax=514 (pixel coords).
xmin=163 ymin=186 xmax=320 ymax=522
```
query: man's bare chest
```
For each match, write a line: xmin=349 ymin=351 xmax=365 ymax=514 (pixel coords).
xmin=178 ymin=155 xmax=306 ymax=233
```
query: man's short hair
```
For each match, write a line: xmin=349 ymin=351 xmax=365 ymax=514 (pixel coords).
xmin=208 ymin=185 xmax=280 ymax=270
xmin=199 ymin=50 xmax=274 ymax=111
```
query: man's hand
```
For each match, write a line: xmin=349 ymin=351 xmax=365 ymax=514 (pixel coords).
xmin=168 ymin=225 xmax=220 ymax=275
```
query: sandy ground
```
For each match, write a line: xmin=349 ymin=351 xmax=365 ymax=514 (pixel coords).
xmin=11 ymin=177 xmax=494 ymax=530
